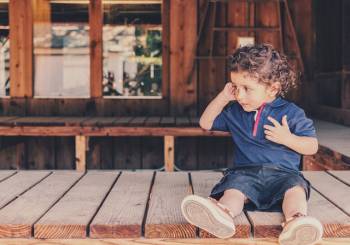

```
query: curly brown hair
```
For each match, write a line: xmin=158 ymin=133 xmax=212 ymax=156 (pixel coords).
xmin=228 ymin=44 xmax=299 ymax=97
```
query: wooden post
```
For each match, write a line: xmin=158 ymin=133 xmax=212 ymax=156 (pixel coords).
xmin=75 ymin=136 xmax=88 ymax=171
xmin=9 ymin=0 xmax=33 ymax=97
xmin=15 ymin=141 xmax=27 ymax=170
xmin=170 ymin=0 xmax=197 ymax=115
xmin=164 ymin=136 xmax=174 ymax=172
xmin=89 ymin=0 xmax=103 ymax=98
xmin=32 ymin=0 xmax=51 ymax=41
xmin=162 ymin=0 xmax=170 ymax=100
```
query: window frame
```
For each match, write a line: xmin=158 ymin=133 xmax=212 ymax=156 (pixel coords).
xmin=0 ymin=0 xmax=10 ymax=98
xmin=92 ymin=0 xmax=167 ymax=99
xmin=8 ymin=0 xmax=169 ymax=100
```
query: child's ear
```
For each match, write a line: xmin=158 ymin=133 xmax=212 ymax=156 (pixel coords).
xmin=268 ymin=82 xmax=281 ymax=96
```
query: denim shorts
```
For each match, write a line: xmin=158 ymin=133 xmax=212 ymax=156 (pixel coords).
xmin=209 ymin=164 xmax=311 ymax=212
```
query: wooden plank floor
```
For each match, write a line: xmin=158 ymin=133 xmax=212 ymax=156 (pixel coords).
xmin=0 ymin=170 xmax=348 ymax=244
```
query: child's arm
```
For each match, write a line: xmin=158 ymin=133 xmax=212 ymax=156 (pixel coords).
xmin=283 ymin=134 xmax=318 ymax=155
xmin=264 ymin=116 xmax=318 ymax=155
xmin=199 ymin=83 xmax=236 ymax=130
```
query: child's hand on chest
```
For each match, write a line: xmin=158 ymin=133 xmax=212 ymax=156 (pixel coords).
xmin=263 ymin=115 xmax=293 ymax=145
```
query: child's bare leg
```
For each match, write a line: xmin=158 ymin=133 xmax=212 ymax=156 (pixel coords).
xmin=218 ymin=189 xmax=247 ymax=217
xmin=282 ymin=185 xmax=307 ymax=220
xmin=279 ymin=185 xmax=323 ymax=245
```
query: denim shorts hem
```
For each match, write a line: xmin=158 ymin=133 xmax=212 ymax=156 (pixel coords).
xmin=209 ymin=185 xmax=260 ymax=209
xmin=209 ymin=165 xmax=311 ymax=212
xmin=270 ymin=183 xmax=310 ymax=206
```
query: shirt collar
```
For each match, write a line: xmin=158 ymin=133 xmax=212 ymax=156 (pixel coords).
xmin=264 ymin=96 xmax=288 ymax=108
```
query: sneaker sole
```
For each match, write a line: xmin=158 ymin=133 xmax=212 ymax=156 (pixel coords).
xmin=181 ymin=195 xmax=235 ymax=239
xmin=279 ymin=223 xmax=323 ymax=245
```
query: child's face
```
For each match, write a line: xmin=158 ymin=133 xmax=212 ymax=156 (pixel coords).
xmin=230 ymin=72 xmax=278 ymax=112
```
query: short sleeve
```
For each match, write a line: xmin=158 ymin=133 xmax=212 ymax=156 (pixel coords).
xmin=289 ymin=108 xmax=317 ymax=137
xmin=210 ymin=109 xmax=229 ymax=132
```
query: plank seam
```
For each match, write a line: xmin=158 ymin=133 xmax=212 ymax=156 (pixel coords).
xmin=0 ymin=171 xmax=53 ymax=210
xmin=141 ymin=171 xmax=156 ymax=237
xmin=32 ymin=171 xmax=87 ymax=237
xmin=325 ymin=171 xmax=350 ymax=187
xmin=0 ymin=171 xmax=18 ymax=184
xmin=243 ymin=210 xmax=255 ymax=238
xmin=310 ymin=186 xmax=350 ymax=217
xmin=188 ymin=172 xmax=199 ymax=237
xmin=86 ymin=171 xmax=122 ymax=237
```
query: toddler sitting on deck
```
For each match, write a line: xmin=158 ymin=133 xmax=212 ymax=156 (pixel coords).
xmin=181 ymin=44 xmax=323 ymax=245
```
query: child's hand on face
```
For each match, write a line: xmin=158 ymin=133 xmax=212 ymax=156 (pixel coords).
xmin=221 ymin=82 xmax=236 ymax=103
xmin=264 ymin=115 xmax=293 ymax=145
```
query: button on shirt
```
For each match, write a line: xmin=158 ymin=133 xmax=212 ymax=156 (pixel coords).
xmin=210 ymin=97 xmax=317 ymax=171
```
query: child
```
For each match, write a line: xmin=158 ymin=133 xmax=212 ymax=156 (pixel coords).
xmin=181 ymin=44 xmax=323 ymax=245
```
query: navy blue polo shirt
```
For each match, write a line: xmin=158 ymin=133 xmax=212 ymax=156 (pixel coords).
xmin=210 ymin=96 xmax=317 ymax=171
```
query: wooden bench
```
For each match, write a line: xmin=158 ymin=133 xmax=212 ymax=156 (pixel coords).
xmin=1 ymin=116 xmax=350 ymax=172
xmin=0 ymin=170 xmax=347 ymax=244
xmin=0 ymin=116 xmax=230 ymax=171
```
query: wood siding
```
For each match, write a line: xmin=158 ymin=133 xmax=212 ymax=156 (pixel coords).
xmin=1 ymin=1 xmax=349 ymax=170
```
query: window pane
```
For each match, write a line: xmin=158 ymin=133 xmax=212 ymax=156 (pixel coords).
xmin=33 ymin=1 xmax=90 ymax=98
xmin=103 ymin=1 xmax=162 ymax=98
xmin=0 ymin=2 xmax=9 ymax=97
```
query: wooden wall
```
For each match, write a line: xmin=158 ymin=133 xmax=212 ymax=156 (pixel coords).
xmin=307 ymin=0 xmax=350 ymax=126
xmin=1 ymin=0 xmax=345 ymax=170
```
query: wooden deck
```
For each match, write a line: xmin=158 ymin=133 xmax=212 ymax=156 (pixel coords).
xmin=0 ymin=170 xmax=348 ymax=244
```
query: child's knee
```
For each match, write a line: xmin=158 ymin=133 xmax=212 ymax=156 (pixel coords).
xmin=223 ymin=188 xmax=248 ymax=202
xmin=285 ymin=185 xmax=306 ymax=198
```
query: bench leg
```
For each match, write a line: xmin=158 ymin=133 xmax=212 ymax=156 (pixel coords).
xmin=75 ymin=136 xmax=88 ymax=171
xmin=164 ymin=136 xmax=175 ymax=172
xmin=16 ymin=141 xmax=27 ymax=170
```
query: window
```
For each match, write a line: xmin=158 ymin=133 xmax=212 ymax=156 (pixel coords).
xmin=0 ymin=1 xmax=9 ymax=97
xmin=102 ymin=1 xmax=162 ymax=98
xmin=33 ymin=1 xmax=90 ymax=98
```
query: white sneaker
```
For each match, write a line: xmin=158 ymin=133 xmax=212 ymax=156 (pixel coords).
xmin=181 ymin=195 xmax=235 ymax=239
xmin=279 ymin=214 xmax=323 ymax=245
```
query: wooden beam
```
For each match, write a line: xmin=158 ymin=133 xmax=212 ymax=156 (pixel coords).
xmin=170 ymin=0 xmax=197 ymax=116
xmin=9 ymin=0 xmax=33 ymax=97
xmin=162 ymin=0 xmax=170 ymax=101
xmin=213 ymin=27 xmax=280 ymax=32
xmin=75 ymin=136 xmax=87 ymax=171
xmin=0 ymin=238 xmax=345 ymax=245
xmin=0 ymin=126 xmax=231 ymax=137
xmin=283 ymin=0 xmax=304 ymax=74
xmin=89 ymin=0 xmax=103 ymax=98
xmin=32 ymin=0 xmax=51 ymax=40
xmin=164 ymin=135 xmax=174 ymax=172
